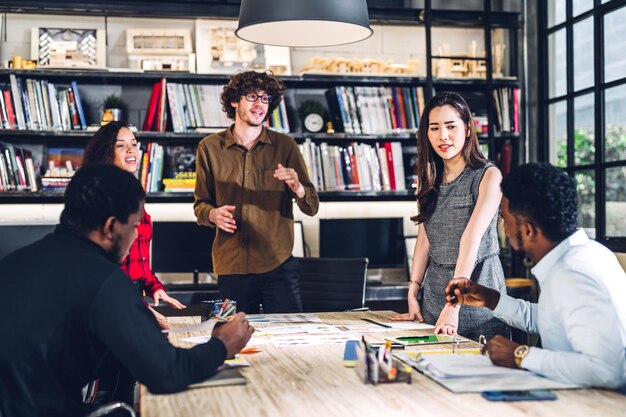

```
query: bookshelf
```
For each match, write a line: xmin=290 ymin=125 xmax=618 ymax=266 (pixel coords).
xmin=0 ymin=1 xmax=523 ymax=205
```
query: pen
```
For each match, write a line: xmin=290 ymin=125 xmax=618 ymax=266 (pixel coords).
xmin=361 ymin=318 xmax=392 ymax=328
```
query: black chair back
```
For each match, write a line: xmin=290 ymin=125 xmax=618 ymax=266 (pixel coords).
xmin=296 ymin=257 xmax=368 ymax=312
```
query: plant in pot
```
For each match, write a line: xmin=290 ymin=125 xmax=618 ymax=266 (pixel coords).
xmin=101 ymin=94 xmax=126 ymax=125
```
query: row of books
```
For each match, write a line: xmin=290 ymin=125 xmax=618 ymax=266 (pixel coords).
xmin=0 ymin=142 xmax=38 ymax=192
xmin=144 ymin=79 xmax=232 ymax=132
xmin=326 ymin=86 xmax=426 ymax=135
xmin=138 ymin=142 xmax=165 ymax=192
xmin=493 ymin=87 xmax=520 ymax=133
xmin=0 ymin=75 xmax=86 ymax=131
xmin=299 ymin=139 xmax=406 ymax=192
xmin=265 ymin=100 xmax=290 ymax=134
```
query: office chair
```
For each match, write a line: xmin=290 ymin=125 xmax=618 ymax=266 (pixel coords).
xmin=85 ymin=402 xmax=135 ymax=417
xmin=296 ymin=257 xmax=369 ymax=312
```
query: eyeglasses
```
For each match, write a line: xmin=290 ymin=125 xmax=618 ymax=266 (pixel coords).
xmin=242 ymin=93 xmax=272 ymax=104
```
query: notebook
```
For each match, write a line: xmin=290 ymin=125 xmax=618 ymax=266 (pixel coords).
xmin=188 ymin=367 xmax=246 ymax=389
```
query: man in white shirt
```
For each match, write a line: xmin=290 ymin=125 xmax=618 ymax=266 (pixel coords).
xmin=445 ymin=162 xmax=626 ymax=390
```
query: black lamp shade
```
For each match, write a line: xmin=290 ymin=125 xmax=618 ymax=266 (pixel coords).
xmin=236 ymin=0 xmax=373 ymax=47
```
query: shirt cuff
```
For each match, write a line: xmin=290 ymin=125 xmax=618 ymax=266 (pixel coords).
xmin=520 ymin=346 xmax=542 ymax=372
xmin=492 ymin=293 xmax=518 ymax=321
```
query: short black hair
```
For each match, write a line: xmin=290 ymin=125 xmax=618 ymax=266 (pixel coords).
xmin=83 ymin=121 xmax=129 ymax=166
xmin=60 ymin=164 xmax=146 ymax=234
xmin=501 ymin=162 xmax=578 ymax=242
xmin=220 ymin=70 xmax=285 ymax=120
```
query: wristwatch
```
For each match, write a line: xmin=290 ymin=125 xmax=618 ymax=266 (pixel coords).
xmin=514 ymin=344 xmax=530 ymax=368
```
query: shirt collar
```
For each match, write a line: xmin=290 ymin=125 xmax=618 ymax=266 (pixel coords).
xmin=224 ymin=125 xmax=273 ymax=149
xmin=531 ymin=228 xmax=589 ymax=284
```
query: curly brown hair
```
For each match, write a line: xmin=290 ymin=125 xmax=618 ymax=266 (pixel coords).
xmin=220 ymin=70 xmax=285 ymax=120
xmin=83 ymin=121 xmax=129 ymax=166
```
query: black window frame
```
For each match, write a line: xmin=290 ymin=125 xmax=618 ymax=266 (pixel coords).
xmin=539 ymin=0 xmax=626 ymax=251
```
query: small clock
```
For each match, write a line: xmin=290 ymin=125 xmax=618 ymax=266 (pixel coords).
xmin=304 ymin=113 xmax=324 ymax=133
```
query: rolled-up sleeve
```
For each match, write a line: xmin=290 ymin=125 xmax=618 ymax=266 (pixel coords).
xmin=287 ymin=140 xmax=319 ymax=216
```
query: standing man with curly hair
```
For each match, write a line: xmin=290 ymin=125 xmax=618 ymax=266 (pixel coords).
xmin=194 ymin=71 xmax=319 ymax=314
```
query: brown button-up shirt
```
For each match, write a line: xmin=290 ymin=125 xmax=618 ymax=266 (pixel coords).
xmin=194 ymin=126 xmax=319 ymax=275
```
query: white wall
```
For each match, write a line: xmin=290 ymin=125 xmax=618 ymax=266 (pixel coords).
xmin=0 ymin=14 xmax=427 ymax=77
xmin=0 ymin=201 xmax=418 ymax=258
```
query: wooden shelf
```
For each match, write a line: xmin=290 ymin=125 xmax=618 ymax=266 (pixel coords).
xmin=0 ymin=190 xmax=416 ymax=204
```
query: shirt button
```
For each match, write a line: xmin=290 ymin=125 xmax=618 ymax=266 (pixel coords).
xmin=246 ymin=170 xmax=250 ymax=174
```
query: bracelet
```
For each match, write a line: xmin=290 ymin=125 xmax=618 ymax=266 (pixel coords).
xmin=409 ymin=280 xmax=422 ymax=288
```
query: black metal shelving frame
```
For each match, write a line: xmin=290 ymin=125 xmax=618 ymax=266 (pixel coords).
xmin=0 ymin=1 xmax=523 ymax=203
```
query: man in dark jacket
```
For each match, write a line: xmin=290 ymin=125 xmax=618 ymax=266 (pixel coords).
xmin=0 ymin=164 xmax=253 ymax=417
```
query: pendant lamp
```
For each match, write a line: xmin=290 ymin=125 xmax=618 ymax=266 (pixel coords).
xmin=235 ymin=0 xmax=373 ymax=47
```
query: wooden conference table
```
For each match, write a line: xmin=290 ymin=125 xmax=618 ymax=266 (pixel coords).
xmin=141 ymin=311 xmax=626 ymax=417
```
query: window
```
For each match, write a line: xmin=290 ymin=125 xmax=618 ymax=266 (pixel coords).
xmin=542 ymin=0 xmax=626 ymax=249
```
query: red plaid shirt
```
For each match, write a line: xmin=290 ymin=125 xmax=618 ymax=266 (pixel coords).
xmin=121 ymin=209 xmax=164 ymax=296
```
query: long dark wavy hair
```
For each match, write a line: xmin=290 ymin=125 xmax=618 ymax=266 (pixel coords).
xmin=82 ymin=121 xmax=129 ymax=166
xmin=220 ymin=70 xmax=285 ymax=120
xmin=411 ymin=92 xmax=489 ymax=224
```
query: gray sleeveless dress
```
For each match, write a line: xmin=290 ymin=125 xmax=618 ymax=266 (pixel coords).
xmin=421 ymin=163 xmax=508 ymax=341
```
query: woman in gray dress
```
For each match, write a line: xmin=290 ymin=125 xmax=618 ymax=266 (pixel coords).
xmin=391 ymin=92 xmax=508 ymax=341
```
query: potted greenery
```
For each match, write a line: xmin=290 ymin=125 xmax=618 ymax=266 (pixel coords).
xmin=101 ymin=94 xmax=125 ymax=124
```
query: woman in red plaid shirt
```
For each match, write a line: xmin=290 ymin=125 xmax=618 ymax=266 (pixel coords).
xmin=83 ymin=121 xmax=186 ymax=329
xmin=81 ymin=121 xmax=187 ymax=407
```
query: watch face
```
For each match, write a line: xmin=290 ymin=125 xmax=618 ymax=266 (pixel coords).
xmin=304 ymin=113 xmax=324 ymax=133
xmin=514 ymin=345 xmax=529 ymax=358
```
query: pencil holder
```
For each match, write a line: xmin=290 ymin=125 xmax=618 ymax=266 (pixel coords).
xmin=201 ymin=299 xmax=237 ymax=322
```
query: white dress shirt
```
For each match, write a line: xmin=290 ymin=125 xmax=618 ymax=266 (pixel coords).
xmin=493 ymin=229 xmax=626 ymax=388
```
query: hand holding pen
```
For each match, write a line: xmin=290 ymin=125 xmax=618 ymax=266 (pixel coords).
xmin=444 ymin=278 xmax=500 ymax=310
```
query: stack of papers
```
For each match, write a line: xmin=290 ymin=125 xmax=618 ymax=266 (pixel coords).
xmin=394 ymin=352 xmax=581 ymax=393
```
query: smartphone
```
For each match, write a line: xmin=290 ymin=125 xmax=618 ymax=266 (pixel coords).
xmin=481 ymin=390 xmax=558 ymax=401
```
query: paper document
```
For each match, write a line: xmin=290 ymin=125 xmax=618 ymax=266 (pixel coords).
xmin=247 ymin=313 xmax=323 ymax=323
xmin=163 ymin=319 xmax=218 ymax=334
xmin=422 ymin=354 xmax=529 ymax=378
xmin=394 ymin=351 xmax=581 ymax=393
xmin=180 ymin=335 xmax=212 ymax=344
xmin=386 ymin=322 xmax=435 ymax=330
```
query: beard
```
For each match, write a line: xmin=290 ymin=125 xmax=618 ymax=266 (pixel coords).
xmin=238 ymin=106 xmax=265 ymax=127
xmin=510 ymin=230 xmax=534 ymax=268
xmin=105 ymin=234 xmax=131 ymax=264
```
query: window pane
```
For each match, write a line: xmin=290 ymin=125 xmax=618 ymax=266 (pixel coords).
xmin=605 ymin=81 xmax=626 ymax=163
xmin=432 ymin=0 xmax=482 ymax=10
xmin=572 ymin=0 xmax=593 ymax=17
xmin=573 ymin=18 xmax=594 ymax=91
xmin=604 ymin=6 xmax=626 ymax=83
xmin=574 ymin=93 xmax=595 ymax=165
xmin=575 ymin=170 xmax=595 ymax=236
xmin=549 ymin=101 xmax=568 ymax=167
xmin=606 ymin=166 xmax=626 ymax=237
xmin=549 ymin=29 xmax=567 ymax=98
xmin=547 ymin=0 xmax=566 ymax=27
